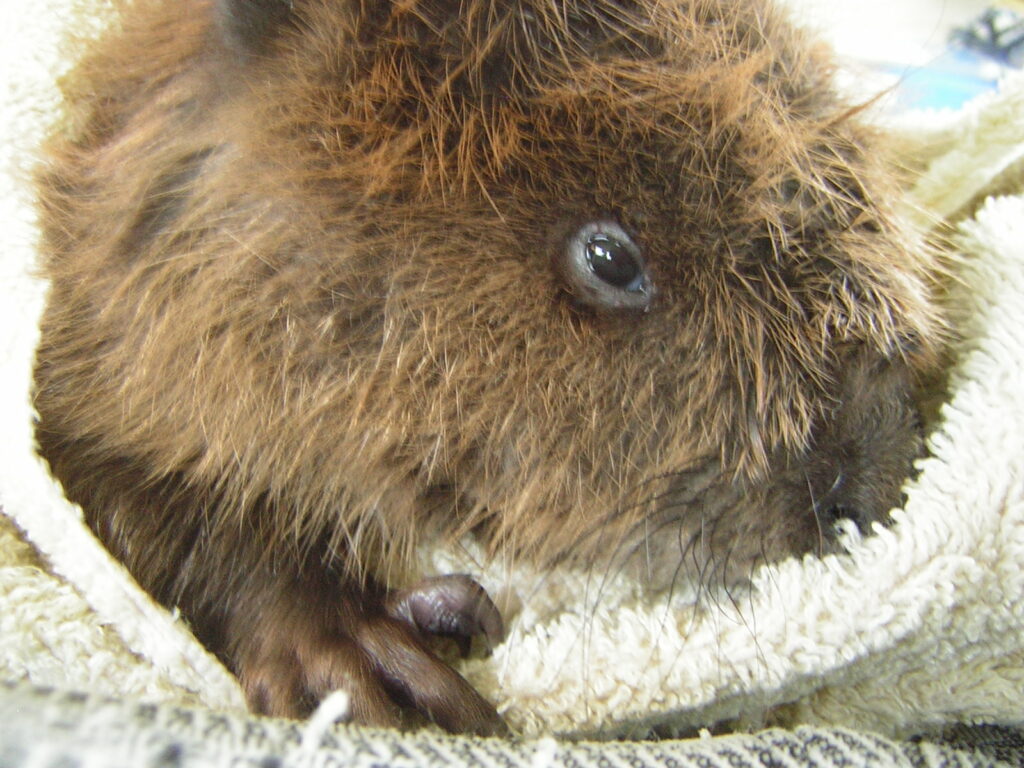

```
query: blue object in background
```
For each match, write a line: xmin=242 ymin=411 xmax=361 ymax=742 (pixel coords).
xmin=881 ymin=49 xmax=1002 ymax=110
xmin=868 ymin=7 xmax=1022 ymax=112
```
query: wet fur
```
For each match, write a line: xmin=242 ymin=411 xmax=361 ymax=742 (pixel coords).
xmin=34 ymin=0 xmax=938 ymax=732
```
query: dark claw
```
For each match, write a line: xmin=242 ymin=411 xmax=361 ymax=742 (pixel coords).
xmin=387 ymin=574 xmax=505 ymax=654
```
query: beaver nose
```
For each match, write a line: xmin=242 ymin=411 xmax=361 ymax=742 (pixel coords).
xmin=801 ymin=351 xmax=924 ymax=544
xmin=812 ymin=471 xmax=900 ymax=537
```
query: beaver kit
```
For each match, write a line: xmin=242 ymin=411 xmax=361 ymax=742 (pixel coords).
xmin=32 ymin=0 xmax=939 ymax=735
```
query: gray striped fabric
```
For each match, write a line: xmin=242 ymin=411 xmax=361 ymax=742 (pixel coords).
xmin=1 ymin=681 xmax=1020 ymax=768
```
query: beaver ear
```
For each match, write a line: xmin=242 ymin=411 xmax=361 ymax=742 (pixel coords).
xmin=215 ymin=0 xmax=295 ymax=53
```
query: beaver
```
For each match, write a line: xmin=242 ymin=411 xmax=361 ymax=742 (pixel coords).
xmin=32 ymin=0 xmax=939 ymax=735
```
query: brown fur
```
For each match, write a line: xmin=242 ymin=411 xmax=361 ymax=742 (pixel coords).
xmin=33 ymin=0 xmax=939 ymax=733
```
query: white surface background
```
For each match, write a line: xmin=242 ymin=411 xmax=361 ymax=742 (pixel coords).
xmin=789 ymin=0 xmax=994 ymax=65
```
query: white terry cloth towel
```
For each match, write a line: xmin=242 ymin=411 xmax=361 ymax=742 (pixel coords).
xmin=2 ymin=0 xmax=1023 ymax=747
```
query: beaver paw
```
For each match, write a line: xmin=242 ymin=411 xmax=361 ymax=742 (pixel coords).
xmin=234 ymin=573 xmax=506 ymax=736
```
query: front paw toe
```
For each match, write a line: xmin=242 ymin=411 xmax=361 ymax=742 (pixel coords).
xmin=387 ymin=574 xmax=504 ymax=653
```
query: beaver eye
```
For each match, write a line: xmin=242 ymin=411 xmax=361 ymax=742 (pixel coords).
xmin=586 ymin=234 xmax=641 ymax=287
xmin=558 ymin=220 xmax=653 ymax=312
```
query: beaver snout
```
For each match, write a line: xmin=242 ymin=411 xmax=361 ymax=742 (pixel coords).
xmin=640 ymin=350 xmax=924 ymax=589
xmin=810 ymin=472 xmax=898 ymax=539
xmin=799 ymin=353 xmax=923 ymax=549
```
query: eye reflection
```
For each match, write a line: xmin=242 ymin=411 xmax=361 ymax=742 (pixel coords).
xmin=585 ymin=234 xmax=643 ymax=289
